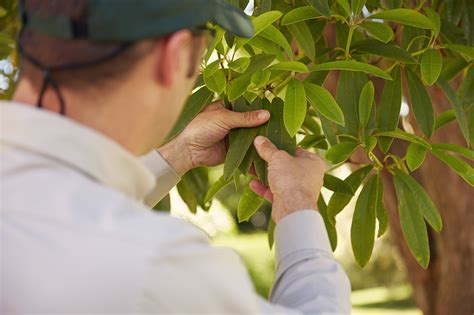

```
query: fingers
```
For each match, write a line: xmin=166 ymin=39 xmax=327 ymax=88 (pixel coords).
xmin=249 ymin=179 xmax=274 ymax=202
xmin=223 ymin=109 xmax=270 ymax=129
xmin=254 ymin=136 xmax=281 ymax=163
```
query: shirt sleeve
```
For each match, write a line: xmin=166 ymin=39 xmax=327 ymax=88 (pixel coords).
xmin=140 ymin=150 xmax=181 ymax=208
xmin=267 ymin=210 xmax=352 ymax=314
xmin=141 ymin=210 xmax=351 ymax=314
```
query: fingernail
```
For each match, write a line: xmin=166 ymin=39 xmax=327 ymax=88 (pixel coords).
xmin=255 ymin=136 xmax=266 ymax=146
xmin=257 ymin=110 xmax=270 ymax=120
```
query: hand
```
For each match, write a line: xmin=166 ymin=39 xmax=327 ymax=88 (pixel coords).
xmin=158 ymin=101 xmax=270 ymax=176
xmin=250 ymin=136 xmax=326 ymax=224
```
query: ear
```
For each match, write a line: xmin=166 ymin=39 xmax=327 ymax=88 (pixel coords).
xmin=154 ymin=30 xmax=194 ymax=87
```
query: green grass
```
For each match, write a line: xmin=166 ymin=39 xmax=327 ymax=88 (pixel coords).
xmin=213 ymin=232 xmax=420 ymax=314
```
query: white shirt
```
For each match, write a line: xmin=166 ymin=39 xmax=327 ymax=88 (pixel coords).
xmin=0 ymin=102 xmax=351 ymax=314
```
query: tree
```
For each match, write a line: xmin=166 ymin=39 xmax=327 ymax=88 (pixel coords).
xmin=1 ymin=0 xmax=473 ymax=313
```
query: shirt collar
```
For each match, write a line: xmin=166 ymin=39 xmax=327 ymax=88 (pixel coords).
xmin=0 ymin=101 xmax=156 ymax=201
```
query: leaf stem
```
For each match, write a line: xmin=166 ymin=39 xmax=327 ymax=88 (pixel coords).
xmin=345 ymin=26 xmax=355 ymax=59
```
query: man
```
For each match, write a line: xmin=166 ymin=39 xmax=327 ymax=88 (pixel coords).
xmin=1 ymin=0 xmax=351 ymax=313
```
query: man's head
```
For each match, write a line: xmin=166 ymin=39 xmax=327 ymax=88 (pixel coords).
xmin=14 ymin=0 xmax=253 ymax=155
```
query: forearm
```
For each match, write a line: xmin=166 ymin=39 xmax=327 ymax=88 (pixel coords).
xmin=269 ymin=210 xmax=351 ymax=314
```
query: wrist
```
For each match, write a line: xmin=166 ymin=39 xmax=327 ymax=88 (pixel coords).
xmin=272 ymin=191 xmax=318 ymax=223
xmin=158 ymin=138 xmax=193 ymax=177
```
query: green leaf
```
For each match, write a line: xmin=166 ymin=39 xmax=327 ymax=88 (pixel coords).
xmin=351 ymin=174 xmax=378 ymax=267
xmin=351 ymin=0 xmax=366 ymax=16
xmin=406 ymin=143 xmax=427 ymax=172
xmin=281 ymin=6 xmax=321 ymax=25
xmin=177 ymin=168 xmax=210 ymax=213
xmin=204 ymin=68 xmax=226 ymax=94
xmin=437 ymin=78 xmax=471 ymax=145
xmin=318 ymin=195 xmax=338 ymax=251
xmin=425 ymin=7 xmax=441 ymax=35
xmin=434 ymin=109 xmax=456 ymax=131
xmin=395 ymin=170 xmax=442 ymax=232
xmin=247 ymin=54 xmax=276 ymax=73
xmin=364 ymin=135 xmax=378 ymax=153
xmin=268 ymin=218 xmax=276 ymax=249
xmin=406 ymin=68 xmax=435 ymax=138
xmin=223 ymin=99 xmax=260 ymax=179
xmin=432 ymin=143 xmax=474 ymax=160
xmin=338 ymin=0 xmax=351 ymax=17
xmin=393 ymin=170 xmax=430 ymax=269
xmin=320 ymin=115 xmax=338 ymax=146
xmin=420 ymin=48 xmax=443 ymax=86
xmin=313 ymin=61 xmax=392 ymax=80
xmin=375 ymin=175 xmax=388 ymax=238
xmin=259 ymin=25 xmax=294 ymax=57
xmin=251 ymin=69 xmax=272 ymax=89
xmin=444 ymin=44 xmax=474 ymax=60
xmin=239 ymin=146 xmax=255 ymax=175
xmin=352 ymin=40 xmax=415 ymax=63
xmin=375 ymin=130 xmax=432 ymax=149
xmin=287 ymin=22 xmax=316 ymax=61
xmin=369 ymin=9 xmax=436 ymax=30
xmin=358 ymin=21 xmax=394 ymax=43
xmin=300 ymin=134 xmax=328 ymax=149
xmin=204 ymin=175 xmax=231 ymax=204
xmin=306 ymin=0 xmax=331 ymax=17
xmin=254 ymin=153 xmax=268 ymax=187
xmin=203 ymin=59 xmax=220 ymax=76
xmin=229 ymin=57 xmax=250 ymax=73
xmin=304 ymin=82 xmax=345 ymax=126
xmin=324 ymin=173 xmax=355 ymax=195
xmin=167 ymin=86 xmax=214 ymax=140
xmin=440 ymin=57 xmax=469 ymax=81
xmin=431 ymin=148 xmax=474 ymax=186
xmin=270 ymin=61 xmax=309 ymax=73
xmin=228 ymin=73 xmax=252 ymax=101
xmin=268 ymin=98 xmax=297 ymax=155
xmin=238 ymin=183 xmax=264 ymax=222
xmin=204 ymin=27 xmax=225 ymax=63
xmin=326 ymin=141 xmax=359 ymax=164
xmin=248 ymin=35 xmax=285 ymax=58
xmin=252 ymin=11 xmax=284 ymax=35
xmin=458 ymin=65 xmax=474 ymax=107
xmin=358 ymin=81 xmax=375 ymax=129
xmin=327 ymin=165 xmax=374 ymax=219
xmin=336 ymin=71 xmax=368 ymax=136
xmin=377 ymin=66 xmax=402 ymax=153
xmin=284 ymin=79 xmax=307 ymax=137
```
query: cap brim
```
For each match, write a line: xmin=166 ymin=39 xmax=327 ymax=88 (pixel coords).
xmin=211 ymin=0 xmax=254 ymax=38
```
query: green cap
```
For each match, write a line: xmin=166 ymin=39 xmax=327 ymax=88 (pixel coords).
xmin=21 ymin=0 xmax=255 ymax=42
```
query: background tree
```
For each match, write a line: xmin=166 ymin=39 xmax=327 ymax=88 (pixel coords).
xmin=1 ymin=0 xmax=472 ymax=314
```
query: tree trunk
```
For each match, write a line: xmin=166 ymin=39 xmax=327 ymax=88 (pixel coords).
xmin=380 ymin=85 xmax=474 ymax=315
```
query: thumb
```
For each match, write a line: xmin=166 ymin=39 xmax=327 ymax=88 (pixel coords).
xmin=223 ymin=109 xmax=270 ymax=129
xmin=254 ymin=136 xmax=279 ymax=162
